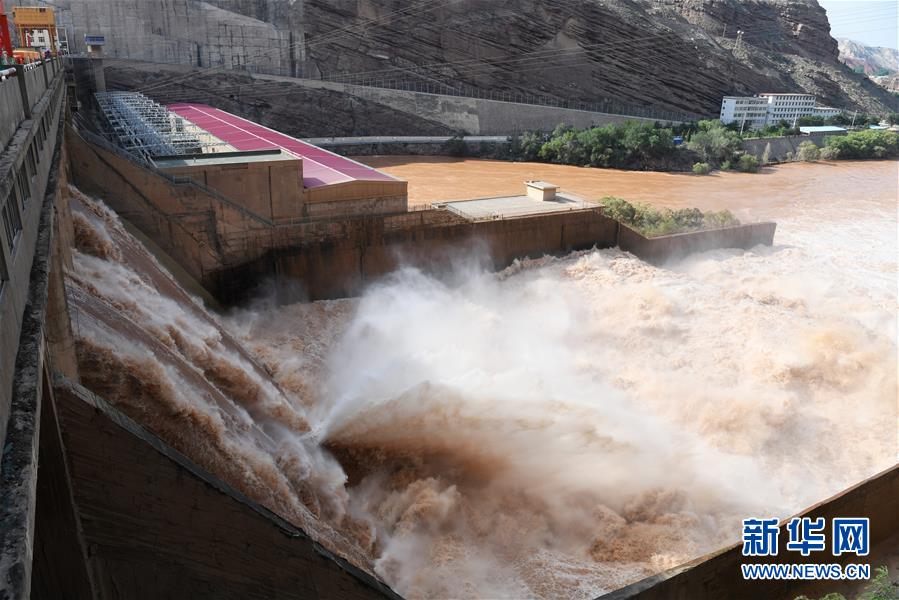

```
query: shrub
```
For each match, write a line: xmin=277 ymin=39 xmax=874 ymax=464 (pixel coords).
xmin=692 ymin=162 xmax=711 ymax=174
xmin=600 ymin=197 xmax=740 ymax=237
xmin=703 ymin=209 xmax=740 ymax=229
xmin=720 ymin=159 xmax=733 ymax=170
xmin=820 ymin=145 xmax=840 ymax=160
xmin=737 ymin=154 xmax=760 ymax=172
xmin=797 ymin=140 xmax=820 ymax=161
xmin=825 ymin=129 xmax=899 ymax=159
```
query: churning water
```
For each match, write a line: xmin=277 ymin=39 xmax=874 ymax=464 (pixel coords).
xmin=65 ymin=159 xmax=898 ymax=599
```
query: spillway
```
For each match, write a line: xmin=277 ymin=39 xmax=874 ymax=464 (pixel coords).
xmin=64 ymin=158 xmax=897 ymax=598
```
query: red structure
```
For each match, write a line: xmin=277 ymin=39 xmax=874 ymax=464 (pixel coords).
xmin=167 ymin=103 xmax=397 ymax=188
xmin=0 ymin=1 xmax=13 ymax=58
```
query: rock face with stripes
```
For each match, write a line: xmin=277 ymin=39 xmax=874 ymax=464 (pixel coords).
xmin=52 ymin=0 xmax=898 ymax=117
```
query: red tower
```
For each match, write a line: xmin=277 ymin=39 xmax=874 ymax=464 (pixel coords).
xmin=0 ymin=1 xmax=12 ymax=58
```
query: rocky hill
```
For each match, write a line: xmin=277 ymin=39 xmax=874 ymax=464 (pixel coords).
xmin=56 ymin=0 xmax=898 ymax=117
xmin=837 ymin=38 xmax=899 ymax=76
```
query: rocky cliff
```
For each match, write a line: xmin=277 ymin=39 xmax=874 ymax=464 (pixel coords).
xmin=837 ymin=38 xmax=899 ymax=76
xmin=60 ymin=0 xmax=898 ymax=118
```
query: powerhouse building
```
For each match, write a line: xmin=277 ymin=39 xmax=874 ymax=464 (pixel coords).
xmin=96 ymin=93 xmax=407 ymax=222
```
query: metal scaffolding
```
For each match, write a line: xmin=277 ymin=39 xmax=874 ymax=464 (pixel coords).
xmin=95 ymin=91 xmax=231 ymax=160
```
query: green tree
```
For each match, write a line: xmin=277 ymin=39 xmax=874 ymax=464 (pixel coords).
xmin=686 ymin=121 xmax=742 ymax=165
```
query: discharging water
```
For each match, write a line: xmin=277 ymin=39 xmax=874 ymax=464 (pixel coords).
xmin=65 ymin=159 xmax=898 ymax=599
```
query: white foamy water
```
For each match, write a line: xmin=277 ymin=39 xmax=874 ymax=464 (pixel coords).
xmin=67 ymin=161 xmax=898 ymax=599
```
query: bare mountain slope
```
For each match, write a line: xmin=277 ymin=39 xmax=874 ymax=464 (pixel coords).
xmin=837 ymin=38 xmax=899 ymax=75
xmin=56 ymin=0 xmax=898 ymax=117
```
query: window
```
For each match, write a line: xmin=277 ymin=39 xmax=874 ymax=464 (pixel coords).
xmin=35 ymin=126 xmax=43 ymax=152
xmin=26 ymin=146 xmax=37 ymax=179
xmin=0 ymin=234 xmax=8 ymax=290
xmin=17 ymin=166 xmax=31 ymax=206
xmin=2 ymin=189 xmax=23 ymax=253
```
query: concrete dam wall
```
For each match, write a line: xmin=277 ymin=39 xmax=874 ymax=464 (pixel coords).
xmin=69 ymin=128 xmax=776 ymax=305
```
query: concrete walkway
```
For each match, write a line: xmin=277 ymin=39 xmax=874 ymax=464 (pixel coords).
xmin=302 ymin=135 xmax=509 ymax=147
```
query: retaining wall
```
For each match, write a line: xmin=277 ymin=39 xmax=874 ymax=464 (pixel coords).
xmin=0 ymin=78 xmax=25 ymax=151
xmin=601 ymin=463 xmax=899 ymax=600
xmin=71 ymin=131 xmax=778 ymax=304
xmin=618 ymin=222 xmax=777 ymax=265
xmin=258 ymin=76 xmax=668 ymax=135
xmin=741 ymin=133 xmax=836 ymax=163
xmin=50 ymin=375 xmax=398 ymax=600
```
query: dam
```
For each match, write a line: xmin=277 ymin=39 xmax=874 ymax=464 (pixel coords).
xmin=0 ymin=54 xmax=896 ymax=600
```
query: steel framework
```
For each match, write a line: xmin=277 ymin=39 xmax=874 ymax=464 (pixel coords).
xmin=95 ymin=91 xmax=231 ymax=160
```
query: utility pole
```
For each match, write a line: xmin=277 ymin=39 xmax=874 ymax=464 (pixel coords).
xmin=851 ymin=109 xmax=858 ymax=128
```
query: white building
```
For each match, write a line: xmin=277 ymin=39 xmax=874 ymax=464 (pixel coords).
xmin=761 ymin=93 xmax=816 ymax=125
xmin=719 ymin=93 xmax=843 ymax=129
xmin=720 ymin=96 xmax=770 ymax=129
xmin=812 ymin=106 xmax=842 ymax=119
xmin=23 ymin=28 xmax=65 ymax=52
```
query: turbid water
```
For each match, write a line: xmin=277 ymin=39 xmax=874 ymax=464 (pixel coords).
xmin=66 ymin=159 xmax=897 ymax=599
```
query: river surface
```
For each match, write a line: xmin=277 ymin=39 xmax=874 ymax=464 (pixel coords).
xmin=363 ymin=155 xmax=895 ymax=216
xmin=66 ymin=160 xmax=898 ymax=599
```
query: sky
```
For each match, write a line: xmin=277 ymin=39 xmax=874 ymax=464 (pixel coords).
xmin=818 ymin=0 xmax=899 ymax=49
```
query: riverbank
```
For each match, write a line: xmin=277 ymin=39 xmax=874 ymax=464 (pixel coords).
xmin=362 ymin=156 xmax=898 ymax=217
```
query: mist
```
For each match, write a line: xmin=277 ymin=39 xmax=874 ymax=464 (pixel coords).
xmin=66 ymin=182 xmax=897 ymax=599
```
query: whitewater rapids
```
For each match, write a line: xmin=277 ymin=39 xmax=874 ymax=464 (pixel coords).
xmin=65 ymin=161 xmax=898 ymax=598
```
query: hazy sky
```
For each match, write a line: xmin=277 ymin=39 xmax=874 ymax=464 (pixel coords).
xmin=818 ymin=0 xmax=898 ymax=49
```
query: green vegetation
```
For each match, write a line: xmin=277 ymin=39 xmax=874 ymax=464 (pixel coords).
xmin=742 ymin=121 xmax=800 ymax=139
xmin=737 ymin=154 xmax=760 ymax=172
xmin=797 ymin=140 xmax=821 ymax=161
xmin=692 ymin=161 xmax=711 ymax=175
xmin=824 ymin=129 xmax=899 ymax=159
xmin=602 ymin=196 xmax=739 ymax=237
xmin=795 ymin=566 xmax=899 ymax=600
xmin=685 ymin=120 xmax=742 ymax=165
xmin=798 ymin=113 xmax=882 ymax=127
xmin=518 ymin=122 xmax=679 ymax=169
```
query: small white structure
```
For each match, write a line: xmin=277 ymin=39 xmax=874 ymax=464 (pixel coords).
xmin=525 ymin=180 xmax=558 ymax=202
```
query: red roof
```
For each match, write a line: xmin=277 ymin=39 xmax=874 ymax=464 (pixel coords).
xmin=166 ymin=103 xmax=397 ymax=189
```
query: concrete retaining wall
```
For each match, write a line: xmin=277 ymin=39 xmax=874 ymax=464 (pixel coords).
xmin=618 ymin=222 xmax=777 ymax=265
xmin=601 ymin=463 xmax=899 ymax=600
xmin=0 ymin=78 xmax=25 ymax=151
xmin=50 ymin=375 xmax=397 ymax=600
xmin=259 ymin=76 xmax=668 ymax=135
xmin=741 ymin=133 xmax=835 ymax=163
xmin=71 ymin=131 xmax=779 ymax=304
xmin=24 ymin=67 xmax=48 ymax=108
xmin=213 ymin=208 xmax=620 ymax=301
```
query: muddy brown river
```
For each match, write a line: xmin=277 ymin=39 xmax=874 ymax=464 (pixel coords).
xmin=363 ymin=156 xmax=897 ymax=220
xmin=68 ymin=158 xmax=897 ymax=599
